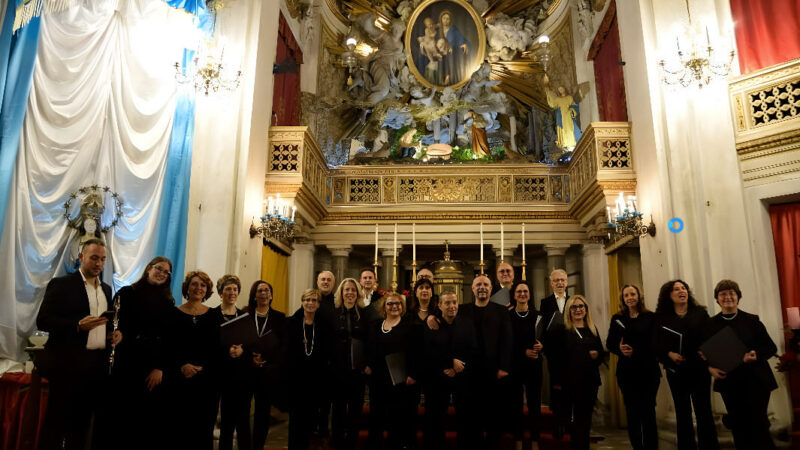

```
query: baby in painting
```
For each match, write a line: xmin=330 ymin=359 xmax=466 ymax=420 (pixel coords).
xmin=418 ymin=17 xmax=450 ymax=81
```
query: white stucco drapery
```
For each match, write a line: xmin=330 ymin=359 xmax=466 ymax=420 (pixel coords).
xmin=0 ymin=0 xmax=194 ymax=360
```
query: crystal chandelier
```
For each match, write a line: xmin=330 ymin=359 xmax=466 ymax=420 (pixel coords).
xmin=606 ymin=192 xmax=656 ymax=241
xmin=249 ymin=194 xmax=297 ymax=242
xmin=175 ymin=47 xmax=242 ymax=96
xmin=658 ymin=0 xmax=734 ymax=88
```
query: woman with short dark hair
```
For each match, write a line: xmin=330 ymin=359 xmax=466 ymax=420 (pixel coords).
xmin=703 ymin=279 xmax=777 ymax=449
xmin=606 ymin=284 xmax=660 ymax=449
xmin=655 ymin=280 xmax=718 ymax=450
xmin=172 ymin=270 xmax=218 ymax=450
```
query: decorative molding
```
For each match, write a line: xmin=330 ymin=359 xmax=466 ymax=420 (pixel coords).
xmin=587 ymin=0 xmax=616 ymax=61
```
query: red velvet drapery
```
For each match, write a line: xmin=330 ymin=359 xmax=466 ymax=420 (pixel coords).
xmin=589 ymin=1 xmax=628 ymax=122
xmin=272 ymin=13 xmax=303 ymax=126
xmin=730 ymin=0 xmax=800 ymax=74
xmin=770 ymin=202 xmax=800 ymax=314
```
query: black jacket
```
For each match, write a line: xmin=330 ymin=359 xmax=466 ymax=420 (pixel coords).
xmin=654 ymin=307 xmax=710 ymax=376
xmin=458 ymin=301 xmax=513 ymax=376
xmin=540 ymin=294 xmax=568 ymax=382
xmin=509 ymin=308 xmax=545 ymax=377
xmin=37 ymin=271 xmax=114 ymax=360
xmin=422 ymin=316 xmax=477 ymax=384
xmin=331 ymin=305 xmax=368 ymax=372
xmin=114 ymin=283 xmax=174 ymax=377
xmin=606 ymin=312 xmax=661 ymax=387
xmin=704 ymin=310 xmax=778 ymax=393
xmin=558 ymin=326 xmax=605 ymax=388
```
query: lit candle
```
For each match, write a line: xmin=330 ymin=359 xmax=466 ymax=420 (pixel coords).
xmin=480 ymin=222 xmax=484 ymax=261
xmin=275 ymin=194 xmax=281 ymax=216
xmin=500 ymin=222 xmax=504 ymax=262
xmin=267 ymin=197 xmax=274 ymax=216
xmin=291 ymin=206 xmax=296 ymax=222
xmin=374 ymin=224 xmax=379 ymax=262
xmin=630 ymin=196 xmax=638 ymax=212
xmin=705 ymin=26 xmax=711 ymax=47
xmin=412 ymin=223 xmax=416 ymax=262
xmin=627 ymin=199 xmax=634 ymax=212
xmin=607 ymin=206 xmax=612 ymax=223
xmin=521 ymin=223 xmax=526 ymax=261
xmin=393 ymin=223 xmax=398 ymax=263
xmin=788 ymin=307 xmax=800 ymax=329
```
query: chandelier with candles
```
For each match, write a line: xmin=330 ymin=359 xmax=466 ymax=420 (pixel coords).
xmin=606 ymin=193 xmax=656 ymax=241
xmin=249 ymin=194 xmax=297 ymax=242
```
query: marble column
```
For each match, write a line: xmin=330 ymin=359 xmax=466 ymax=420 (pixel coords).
xmin=288 ymin=243 xmax=316 ymax=314
xmin=544 ymin=244 xmax=569 ymax=273
xmin=580 ymin=243 xmax=610 ymax=416
xmin=380 ymin=246 xmax=401 ymax=291
xmin=327 ymin=245 xmax=352 ymax=286
xmin=532 ymin=255 xmax=547 ymax=309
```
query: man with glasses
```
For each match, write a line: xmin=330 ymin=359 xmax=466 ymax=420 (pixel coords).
xmin=540 ymin=268 xmax=570 ymax=439
xmin=490 ymin=262 xmax=515 ymax=307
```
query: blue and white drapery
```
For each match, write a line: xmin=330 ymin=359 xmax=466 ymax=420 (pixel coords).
xmin=0 ymin=0 xmax=207 ymax=361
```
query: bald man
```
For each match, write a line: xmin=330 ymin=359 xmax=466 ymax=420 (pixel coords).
xmin=416 ymin=268 xmax=434 ymax=283
xmin=458 ymin=274 xmax=512 ymax=448
xmin=489 ymin=262 xmax=515 ymax=307
xmin=317 ymin=271 xmax=336 ymax=311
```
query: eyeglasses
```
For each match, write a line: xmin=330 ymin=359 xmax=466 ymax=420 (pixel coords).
xmin=570 ymin=304 xmax=586 ymax=310
xmin=386 ymin=302 xmax=402 ymax=308
xmin=153 ymin=266 xmax=171 ymax=276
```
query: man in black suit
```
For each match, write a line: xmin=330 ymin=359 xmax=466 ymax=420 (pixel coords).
xmin=540 ymin=268 xmax=569 ymax=439
xmin=459 ymin=274 xmax=512 ymax=449
xmin=314 ymin=270 xmax=336 ymax=437
xmin=37 ymin=238 xmax=117 ymax=450
xmin=359 ymin=267 xmax=381 ymax=322
xmin=489 ymin=262 xmax=514 ymax=307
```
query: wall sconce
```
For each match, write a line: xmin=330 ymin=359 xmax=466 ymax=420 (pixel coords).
xmin=528 ymin=35 xmax=551 ymax=73
xmin=605 ymin=192 xmax=656 ymax=240
xmin=249 ymin=194 xmax=296 ymax=242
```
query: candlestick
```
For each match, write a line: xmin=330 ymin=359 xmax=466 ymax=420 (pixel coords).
xmin=411 ymin=261 xmax=417 ymax=285
xmin=500 ymin=222 xmax=504 ymax=262
xmin=391 ymin=259 xmax=398 ymax=292
xmin=521 ymin=260 xmax=527 ymax=281
xmin=412 ymin=223 xmax=416 ymax=262
xmin=393 ymin=223 xmax=398 ymax=263
xmin=521 ymin=223 xmax=526 ymax=261
xmin=480 ymin=222 xmax=484 ymax=262
xmin=374 ymin=224 xmax=379 ymax=262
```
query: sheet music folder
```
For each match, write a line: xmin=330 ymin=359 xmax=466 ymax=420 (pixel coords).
xmin=699 ymin=326 xmax=747 ymax=373
xmin=220 ymin=313 xmax=259 ymax=347
xmin=661 ymin=326 xmax=683 ymax=354
xmin=385 ymin=352 xmax=407 ymax=386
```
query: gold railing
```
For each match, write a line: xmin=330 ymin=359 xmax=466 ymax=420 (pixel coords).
xmin=567 ymin=122 xmax=635 ymax=203
xmin=728 ymin=58 xmax=800 ymax=185
xmin=267 ymin=127 xmax=329 ymax=221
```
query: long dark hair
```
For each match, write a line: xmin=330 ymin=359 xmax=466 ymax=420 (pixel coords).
xmin=407 ymin=278 xmax=436 ymax=316
xmin=509 ymin=280 xmax=534 ymax=310
xmin=655 ymin=279 xmax=704 ymax=315
xmin=619 ymin=284 xmax=650 ymax=315
xmin=133 ymin=256 xmax=174 ymax=304
xmin=248 ymin=280 xmax=274 ymax=314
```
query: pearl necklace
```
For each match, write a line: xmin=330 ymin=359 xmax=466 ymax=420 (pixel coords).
xmin=515 ymin=310 xmax=530 ymax=318
xmin=303 ymin=322 xmax=315 ymax=356
xmin=381 ymin=320 xmax=399 ymax=334
xmin=721 ymin=311 xmax=739 ymax=320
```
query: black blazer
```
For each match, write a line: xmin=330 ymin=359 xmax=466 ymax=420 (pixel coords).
xmin=606 ymin=312 xmax=661 ymax=387
xmin=37 ymin=271 xmax=114 ymax=352
xmin=540 ymin=294 xmax=568 ymax=324
xmin=654 ymin=307 xmax=710 ymax=376
xmin=458 ymin=302 xmax=513 ymax=375
xmin=704 ymin=310 xmax=778 ymax=393
xmin=541 ymin=294 xmax=568 ymax=382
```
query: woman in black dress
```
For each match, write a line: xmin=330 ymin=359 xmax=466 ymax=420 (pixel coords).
xmin=171 ymin=270 xmax=219 ymax=450
xmin=704 ymin=279 xmax=777 ymax=449
xmin=405 ymin=278 xmax=436 ymax=443
xmin=331 ymin=278 xmax=367 ymax=450
xmin=654 ymin=280 xmax=718 ymax=450
xmin=365 ymin=292 xmax=419 ymax=450
xmin=113 ymin=256 xmax=174 ymax=450
xmin=560 ymin=295 xmax=604 ymax=450
xmin=288 ymin=289 xmax=332 ymax=450
xmin=212 ymin=274 xmax=250 ymax=450
xmin=247 ymin=280 xmax=288 ymax=450
xmin=508 ymin=280 xmax=544 ymax=450
xmin=407 ymin=278 xmax=436 ymax=324
xmin=606 ymin=284 xmax=660 ymax=450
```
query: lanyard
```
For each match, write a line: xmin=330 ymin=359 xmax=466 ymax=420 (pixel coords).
xmin=255 ymin=310 xmax=270 ymax=337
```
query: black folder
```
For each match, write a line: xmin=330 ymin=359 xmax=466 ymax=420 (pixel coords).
xmin=699 ymin=326 xmax=747 ymax=373
xmin=220 ymin=313 xmax=258 ymax=347
xmin=660 ymin=326 xmax=683 ymax=354
xmin=385 ymin=352 xmax=407 ymax=386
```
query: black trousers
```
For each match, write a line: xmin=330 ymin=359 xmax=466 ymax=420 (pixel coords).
xmin=219 ymin=385 xmax=252 ymax=450
xmin=510 ymin=367 xmax=543 ymax=442
xmin=466 ymin=372 xmax=507 ymax=450
xmin=720 ymin=387 xmax=775 ymax=450
xmin=367 ymin=381 xmax=412 ymax=450
xmin=423 ymin=374 xmax=472 ymax=450
xmin=252 ymin=380 xmax=274 ymax=450
xmin=666 ymin=371 xmax=719 ymax=450
xmin=332 ymin=371 xmax=365 ymax=450
xmin=619 ymin=378 xmax=659 ymax=450
xmin=171 ymin=372 xmax=218 ymax=450
xmin=39 ymin=350 xmax=107 ymax=450
xmin=565 ymin=384 xmax=598 ymax=450
xmin=113 ymin=368 xmax=169 ymax=450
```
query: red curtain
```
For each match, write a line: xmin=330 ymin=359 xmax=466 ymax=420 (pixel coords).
xmin=272 ymin=13 xmax=303 ymax=126
xmin=770 ymin=203 xmax=800 ymax=313
xmin=590 ymin=3 xmax=628 ymax=122
xmin=0 ymin=372 xmax=48 ymax=450
xmin=730 ymin=0 xmax=800 ymax=74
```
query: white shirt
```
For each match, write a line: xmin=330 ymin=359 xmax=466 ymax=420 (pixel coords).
xmin=363 ymin=290 xmax=372 ymax=306
xmin=556 ymin=294 xmax=567 ymax=314
xmin=80 ymin=270 xmax=108 ymax=350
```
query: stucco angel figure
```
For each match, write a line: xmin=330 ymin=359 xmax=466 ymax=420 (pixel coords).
xmin=544 ymin=75 xmax=590 ymax=150
xmin=355 ymin=14 xmax=407 ymax=105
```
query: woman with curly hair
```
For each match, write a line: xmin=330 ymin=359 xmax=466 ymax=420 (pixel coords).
xmin=171 ymin=270 xmax=218 ymax=450
xmin=654 ymin=280 xmax=718 ymax=450
xmin=606 ymin=285 xmax=660 ymax=450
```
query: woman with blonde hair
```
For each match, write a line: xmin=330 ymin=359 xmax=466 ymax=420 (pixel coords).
xmin=331 ymin=278 xmax=367 ymax=450
xmin=559 ymin=295 xmax=605 ymax=450
xmin=606 ymin=285 xmax=660 ymax=449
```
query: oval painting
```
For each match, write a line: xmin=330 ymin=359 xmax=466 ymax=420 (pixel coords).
xmin=405 ymin=0 xmax=486 ymax=90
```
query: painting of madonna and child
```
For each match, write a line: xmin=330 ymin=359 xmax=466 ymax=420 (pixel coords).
xmin=406 ymin=0 xmax=485 ymax=89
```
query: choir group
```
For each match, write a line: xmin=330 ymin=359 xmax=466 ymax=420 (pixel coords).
xmin=35 ymin=239 xmax=779 ymax=450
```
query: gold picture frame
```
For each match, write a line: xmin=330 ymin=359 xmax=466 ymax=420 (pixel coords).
xmin=404 ymin=0 xmax=486 ymax=90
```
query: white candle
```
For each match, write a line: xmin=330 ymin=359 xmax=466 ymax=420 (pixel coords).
xmin=627 ymin=199 xmax=634 ymax=212
xmin=500 ymin=222 xmax=504 ymax=261
xmin=393 ymin=223 xmax=398 ymax=262
xmin=374 ymin=224 xmax=379 ymax=262
xmin=607 ymin=206 xmax=612 ymax=223
xmin=480 ymin=222 xmax=484 ymax=261
xmin=521 ymin=223 xmax=526 ymax=260
xmin=412 ymin=223 xmax=416 ymax=262
xmin=788 ymin=307 xmax=800 ymax=329
xmin=291 ymin=206 xmax=296 ymax=222
xmin=631 ymin=196 xmax=638 ymax=212
xmin=268 ymin=196 xmax=274 ymax=215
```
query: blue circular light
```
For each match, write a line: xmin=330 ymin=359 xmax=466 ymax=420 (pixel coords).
xmin=668 ymin=218 xmax=684 ymax=233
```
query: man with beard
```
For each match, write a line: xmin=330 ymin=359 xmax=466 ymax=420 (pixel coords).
xmin=540 ymin=268 xmax=570 ymax=439
xmin=458 ymin=275 xmax=512 ymax=449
